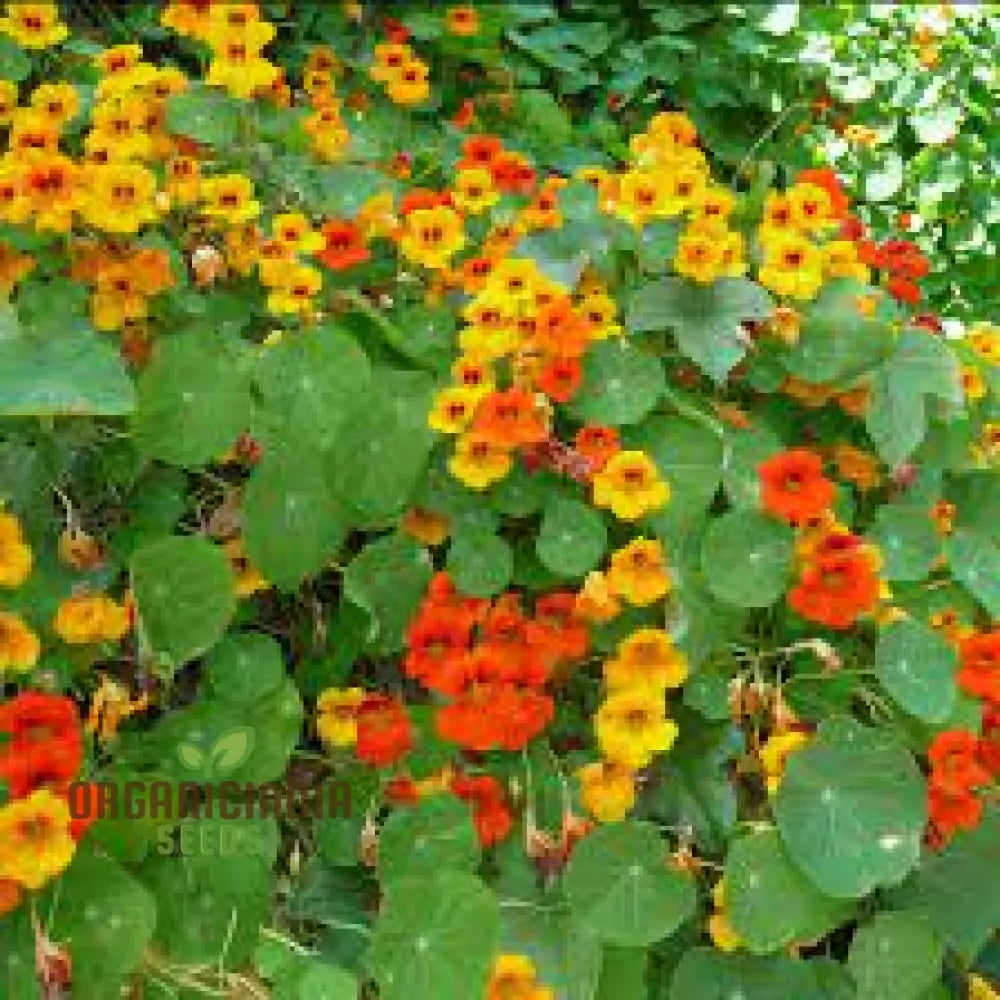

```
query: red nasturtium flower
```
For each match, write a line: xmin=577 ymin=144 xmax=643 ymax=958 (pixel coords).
xmin=0 ymin=691 xmax=83 ymax=798
xmin=355 ymin=695 xmax=413 ymax=767
xmin=316 ymin=219 xmax=369 ymax=271
xmin=958 ymin=631 xmax=1000 ymax=706
xmin=758 ymin=448 xmax=835 ymax=525
xmin=473 ymin=388 xmax=548 ymax=447
xmin=788 ymin=538 xmax=880 ymax=630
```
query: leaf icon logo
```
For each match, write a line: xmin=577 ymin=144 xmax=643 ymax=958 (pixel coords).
xmin=208 ymin=727 xmax=255 ymax=773
xmin=176 ymin=742 xmax=206 ymax=771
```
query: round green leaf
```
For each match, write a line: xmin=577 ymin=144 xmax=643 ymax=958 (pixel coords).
xmin=700 ymin=511 xmax=794 ymax=608
xmin=774 ymin=722 xmax=926 ymax=899
xmin=726 ymin=828 xmax=851 ymax=954
xmin=447 ymin=526 xmax=513 ymax=598
xmin=945 ymin=529 xmax=1000 ymax=617
xmin=379 ymin=797 xmax=480 ymax=884
xmin=253 ymin=325 xmax=371 ymax=450
xmin=132 ymin=535 xmax=237 ymax=671
xmin=536 ymin=496 xmax=607 ymax=577
xmin=848 ymin=913 xmax=942 ymax=1000
xmin=368 ymin=872 xmax=500 ymax=1000
xmin=134 ymin=334 xmax=254 ymax=467
xmin=869 ymin=505 xmax=941 ymax=582
xmin=49 ymin=849 xmax=156 ymax=1000
xmin=166 ymin=88 xmax=242 ymax=146
xmin=874 ymin=619 xmax=957 ymax=723
xmin=0 ymin=36 xmax=32 ymax=81
xmin=243 ymin=449 xmax=347 ymax=590
xmin=628 ymin=415 xmax=722 ymax=528
xmin=564 ymin=821 xmax=697 ymax=947
xmin=670 ymin=947 xmax=824 ymax=1000
xmin=568 ymin=339 xmax=665 ymax=426
xmin=722 ymin=426 xmax=784 ymax=509
xmin=343 ymin=533 xmax=433 ymax=654
xmin=205 ymin=633 xmax=285 ymax=703
xmin=295 ymin=963 xmax=358 ymax=1000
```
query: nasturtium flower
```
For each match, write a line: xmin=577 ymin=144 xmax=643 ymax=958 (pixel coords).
xmin=831 ymin=443 xmax=883 ymax=492
xmin=708 ymin=880 xmax=743 ymax=953
xmin=787 ymin=181 xmax=837 ymax=232
xmin=0 ymin=80 xmax=17 ymax=126
xmin=53 ymin=594 xmax=130 ymax=645
xmin=81 ymin=162 xmax=159 ymax=233
xmin=428 ymin=386 xmax=481 ymax=434
xmin=446 ymin=6 xmax=479 ymax=36
xmin=0 ymin=512 xmax=33 ymax=588
xmin=205 ymin=2 xmax=276 ymax=50
xmin=355 ymin=694 xmax=413 ymax=767
xmin=29 ymin=82 xmax=79 ymax=128
xmin=166 ymin=156 xmax=200 ymax=205
xmin=789 ymin=545 xmax=881 ymax=630
xmin=759 ymin=729 xmax=810 ymax=795
xmin=386 ymin=58 xmax=430 ymax=106
xmin=316 ymin=218 xmax=370 ymax=270
xmin=200 ymin=174 xmax=261 ymax=225
xmin=265 ymin=261 xmax=323 ymax=316
xmin=591 ymin=450 xmax=669 ymax=521
xmin=958 ymin=631 xmax=1000 ymax=706
xmin=693 ymin=185 xmax=736 ymax=221
xmin=452 ymin=167 xmax=499 ymax=215
xmin=472 ymin=388 xmax=547 ymax=447
xmin=485 ymin=954 xmax=555 ymax=1000
xmin=0 ymin=790 xmax=76 ymax=890
xmin=451 ymin=354 xmax=495 ymax=397
xmin=0 ymin=612 xmax=40 ymax=674
xmin=0 ymin=2 xmax=68 ymax=49
xmin=207 ymin=45 xmax=280 ymax=100
xmin=0 ymin=240 xmax=34 ymax=293
xmin=674 ymin=221 xmax=729 ymax=284
xmin=222 ymin=538 xmax=269 ymax=598
xmin=822 ymin=240 xmax=868 ymax=283
xmin=578 ymin=291 xmax=622 ymax=339
xmin=8 ymin=108 xmax=60 ymax=157
xmin=758 ymin=448 xmax=835 ymax=525
xmin=536 ymin=356 xmax=582 ymax=403
xmin=595 ymin=687 xmax=679 ymax=769
xmin=962 ymin=365 xmax=986 ymax=402
xmin=613 ymin=169 xmax=670 ymax=227
xmin=369 ymin=42 xmax=412 ymax=83
xmin=604 ymin=628 xmax=688 ymax=692
xmin=398 ymin=204 xmax=465 ymax=269
xmin=968 ymin=324 xmax=1000 ymax=366
xmin=577 ymin=760 xmax=636 ymax=823
xmin=317 ymin=687 xmax=366 ymax=747
xmin=449 ymin=432 xmax=512 ymax=490
xmin=758 ymin=232 xmax=824 ymax=301
xmin=401 ymin=507 xmax=449 ymax=547
xmin=574 ymin=570 xmax=622 ymax=623
xmin=272 ymin=212 xmax=324 ymax=255
xmin=575 ymin=425 xmax=620 ymax=472
xmin=606 ymin=538 xmax=671 ymax=606
xmin=94 ymin=43 xmax=143 ymax=76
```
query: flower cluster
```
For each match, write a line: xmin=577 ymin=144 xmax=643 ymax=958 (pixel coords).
xmin=404 ymin=573 xmax=587 ymax=753
xmin=0 ymin=692 xmax=94 ymax=915
xmin=759 ymin=450 xmax=886 ymax=630
xmin=163 ymin=1 xmax=280 ymax=100
xmin=578 ymin=626 xmax=687 ymax=823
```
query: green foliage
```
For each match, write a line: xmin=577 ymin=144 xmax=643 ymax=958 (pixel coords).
xmin=774 ymin=722 xmax=927 ymax=899
xmin=564 ymin=822 xmax=697 ymax=947
xmin=131 ymin=535 xmax=237 ymax=672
